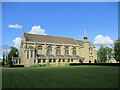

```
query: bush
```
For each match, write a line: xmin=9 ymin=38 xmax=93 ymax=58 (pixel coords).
xmin=39 ymin=64 xmax=46 ymax=67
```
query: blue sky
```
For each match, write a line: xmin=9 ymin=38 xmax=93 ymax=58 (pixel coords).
xmin=1 ymin=2 xmax=118 ymax=57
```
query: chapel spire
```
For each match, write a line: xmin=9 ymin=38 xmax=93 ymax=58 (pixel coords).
xmin=84 ymin=29 xmax=88 ymax=41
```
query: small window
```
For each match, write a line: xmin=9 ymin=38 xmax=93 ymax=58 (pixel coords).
xmin=53 ymin=59 xmax=56 ymax=62
xmin=49 ymin=59 xmax=52 ymax=63
xmin=71 ymin=59 xmax=73 ymax=62
xmin=58 ymin=59 xmax=61 ymax=62
xmin=38 ymin=59 xmax=41 ymax=63
xmin=43 ymin=59 xmax=46 ymax=63
xmin=89 ymin=47 xmax=93 ymax=54
xmin=79 ymin=60 xmax=81 ymax=62
xmin=63 ymin=59 xmax=65 ymax=62
xmin=68 ymin=59 xmax=70 ymax=62
xmin=19 ymin=59 xmax=21 ymax=64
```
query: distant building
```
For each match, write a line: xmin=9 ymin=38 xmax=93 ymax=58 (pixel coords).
xmin=105 ymin=59 xmax=119 ymax=63
xmin=15 ymin=31 xmax=97 ymax=67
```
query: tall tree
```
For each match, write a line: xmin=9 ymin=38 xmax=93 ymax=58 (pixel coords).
xmin=114 ymin=39 xmax=120 ymax=63
xmin=2 ymin=53 xmax=6 ymax=65
xmin=6 ymin=47 xmax=18 ymax=65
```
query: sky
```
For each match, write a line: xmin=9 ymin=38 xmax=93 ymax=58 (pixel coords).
xmin=1 ymin=2 xmax=118 ymax=58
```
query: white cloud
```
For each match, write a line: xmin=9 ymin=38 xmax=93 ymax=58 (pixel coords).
xmin=94 ymin=35 xmax=113 ymax=46
xmin=12 ymin=25 xmax=47 ymax=49
xmin=0 ymin=49 xmax=11 ymax=53
xmin=0 ymin=45 xmax=11 ymax=56
xmin=8 ymin=24 xmax=22 ymax=29
xmin=13 ymin=37 xmax=22 ymax=49
xmin=29 ymin=25 xmax=47 ymax=35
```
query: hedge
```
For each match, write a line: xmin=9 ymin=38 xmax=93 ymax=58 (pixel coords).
xmin=69 ymin=63 xmax=120 ymax=66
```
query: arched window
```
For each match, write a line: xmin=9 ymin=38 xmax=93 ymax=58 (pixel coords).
xmin=89 ymin=47 xmax=93 ymax=54
xmin=65 ymin=46 xmax=69 ymax=55
xmin=56 ymin=47 xmax=61 ymax=55
xmin=73 ymin=47 xmax=76 ymax=55
xmin=37 ymin=45 xmax=42 ymax=55
xmin=47 ymin=46 xmax=52 ymax=55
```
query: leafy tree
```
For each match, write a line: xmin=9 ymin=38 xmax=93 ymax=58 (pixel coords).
xmin=114 ymin=39 xmax=120 ymax=63
xmin=6 ymin=47 xmax=18 ymax=65
xmin=97 ymin=46 xmax=107 ymax=63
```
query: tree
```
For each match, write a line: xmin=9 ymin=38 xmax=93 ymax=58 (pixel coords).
xmin=97 ymin=46 xmax=113 ymax=63
xmin=2 ymin=53 xmax=5 ymax=65
xmin=114 ymin=39 xmax=120 ymax=63
xmin=97 ymin=45 xmax=107 ymax=63
xmin=6 ymin=47 xmax=19 ymax=65
xmin=105 ymin=47 xmax=113 ymax=60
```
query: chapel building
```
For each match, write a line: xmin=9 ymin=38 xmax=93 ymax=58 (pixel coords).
xmin=17 ymin=31 xmax=97 ymax=67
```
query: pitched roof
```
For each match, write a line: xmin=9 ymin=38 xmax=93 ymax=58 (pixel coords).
xmin=24 ymin=33 xmax=83 ymax=46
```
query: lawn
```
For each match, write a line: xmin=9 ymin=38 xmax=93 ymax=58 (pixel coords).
xmin=2 ymin=66 xmax=118 ymax=88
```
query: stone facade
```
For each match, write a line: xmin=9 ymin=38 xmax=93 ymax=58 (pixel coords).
xmin=18 ymin=32 xmax=97 ymax=67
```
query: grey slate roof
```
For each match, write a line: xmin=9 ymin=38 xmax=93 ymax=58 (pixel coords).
xmin=24 ymin=33 xmax=83 ymax=46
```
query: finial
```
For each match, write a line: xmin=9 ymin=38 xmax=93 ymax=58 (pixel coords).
xmin=72 ymin=33 xmax=74 ymax=39
xmin=84 ymin=29 xmax=88 ymax=41
xmin=84 ymin=29 xmax=87 ymax=37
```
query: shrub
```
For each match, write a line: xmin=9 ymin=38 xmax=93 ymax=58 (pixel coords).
xmin=45 ymin=62 xmax=51 ymax=67
xmin=64 ymin=63 xmax=70 ymax=66
xmin=31 ymin=64 xmax=39 ymax=67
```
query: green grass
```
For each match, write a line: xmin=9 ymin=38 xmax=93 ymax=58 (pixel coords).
xmin=2 ymin=66 xmax=118 ymax=88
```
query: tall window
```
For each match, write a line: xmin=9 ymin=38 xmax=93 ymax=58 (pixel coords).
xmin=73 ymin=47 xmax=76 ymax=55
xmin=65 ymin=46 xmax=69 ymax=55
xmin=31 ymin=51 xmax=33 ymax=57
xmin=27 ymin=51 xmax=29 ymax=59
xmin=38 ymin=45 xmax=42 ymax=55
xmin=47 ymin=46 xmax=52 ymax=55
xmin=89 ymin=47 xmax=93 ymax=54
xmin=56 ymin=47 xmax=61 ymax=55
